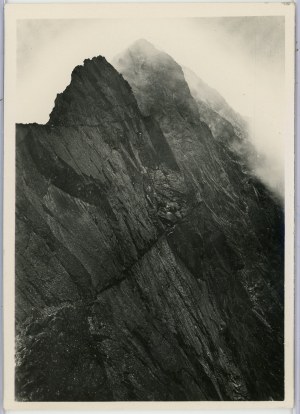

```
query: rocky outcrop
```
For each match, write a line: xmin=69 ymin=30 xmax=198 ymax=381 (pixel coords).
xmin=15 ymin=42 xmax=284 ymax=402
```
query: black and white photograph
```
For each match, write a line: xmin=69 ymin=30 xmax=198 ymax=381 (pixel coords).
xmin=3 ymin=3 xmax=295 ymax=409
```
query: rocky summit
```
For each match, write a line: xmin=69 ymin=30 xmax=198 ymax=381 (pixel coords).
xmin=15 ymin=39 xmax=284 ymax=401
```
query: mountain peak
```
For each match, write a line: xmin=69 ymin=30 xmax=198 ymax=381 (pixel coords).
xmin=113 ymin=40 xmax=198 ymax=119
xmin=113 ymin=38 xmax=179 ymax=72
xmin=130 ymin=38 xmax=156 ymax=50
xmin=48 ymin=54 xmax=136 ymax=126
xmin=126 ymin=38 xmax=162 ymax=59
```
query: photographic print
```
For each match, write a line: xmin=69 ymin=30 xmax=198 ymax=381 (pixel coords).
xmin=4 ymin=3 xmax=295 ymax=409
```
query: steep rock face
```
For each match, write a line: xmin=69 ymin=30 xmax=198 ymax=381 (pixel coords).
xmin=182 ymin=67 xmax=258 ymax=173
xmin=114 ymin=39 xmax=284 ymax=398
xmin=16 ymin=44 xmax=284 ymax=402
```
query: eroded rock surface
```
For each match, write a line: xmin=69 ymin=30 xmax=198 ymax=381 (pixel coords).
xmin=16 ymin=43 xmax=284 ymax=401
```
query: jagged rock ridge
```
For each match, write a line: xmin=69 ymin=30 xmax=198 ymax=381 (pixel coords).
xmin=16 ymin=41 xmax=284 ymax=402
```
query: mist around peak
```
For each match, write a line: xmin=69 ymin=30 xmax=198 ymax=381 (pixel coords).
xmin=182 ymin=65 xmax=284 ymax=200
xmin=129 ymin=38 xmax=158 ymax=52
xmin=114 ymin=38 xmax=284 ymax=200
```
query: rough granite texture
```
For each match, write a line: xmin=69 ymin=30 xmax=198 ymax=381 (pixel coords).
xmin=16 ymin=41 xmax=284 ymax=402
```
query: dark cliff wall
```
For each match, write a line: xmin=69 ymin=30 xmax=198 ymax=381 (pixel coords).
xmin=16 ymin=48 xmax=284 ymax=402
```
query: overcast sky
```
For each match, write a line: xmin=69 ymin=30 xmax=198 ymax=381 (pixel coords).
xmin=17 ymin=17 xmax=285 ymax=195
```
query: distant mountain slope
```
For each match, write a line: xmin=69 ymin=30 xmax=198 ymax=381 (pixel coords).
xmin=15 ymin=41 xmax=284 ymax=402
xmin=182 ymin=66 xmax=260 ymax=179
xmin=182 ymin=66 xmax=247 ymax=137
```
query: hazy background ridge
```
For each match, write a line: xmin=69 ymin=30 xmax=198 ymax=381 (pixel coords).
xmin=17 ymin=17 xmax=285 ymax=196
